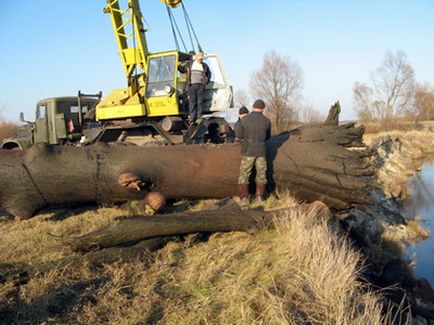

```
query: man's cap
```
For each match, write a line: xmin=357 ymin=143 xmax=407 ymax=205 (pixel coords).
xmin=239 ymin=106 xmax=249 ymax=115
xmin=253 ymin=99 xmax=266 ymax=109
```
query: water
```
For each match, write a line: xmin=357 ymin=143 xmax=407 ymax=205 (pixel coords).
xmin=401 ymin=161 xmax=434 ymax=283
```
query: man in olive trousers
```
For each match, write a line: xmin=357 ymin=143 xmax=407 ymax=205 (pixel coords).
xmin=234 ymin=99 xmax=271 ymax=208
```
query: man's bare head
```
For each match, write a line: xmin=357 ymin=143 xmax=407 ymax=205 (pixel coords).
xmin=195 ymin=51 xmax=204 ymax=63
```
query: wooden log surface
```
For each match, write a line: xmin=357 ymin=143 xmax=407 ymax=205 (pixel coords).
xmin=53 ymin=201 xmax=330 ymax=252
xmin=0 ymin=124 xmax=375 ymax=218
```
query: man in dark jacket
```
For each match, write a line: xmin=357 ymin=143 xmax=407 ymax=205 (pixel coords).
xmin=179 ymin=51 xmax=211 ymax=122
xmin=235 ymin=99 xmax=271 ymax=208
xmin=234 ymin=106 xmax=249 ymax=141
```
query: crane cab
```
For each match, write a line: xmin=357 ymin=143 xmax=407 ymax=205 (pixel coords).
xmin=96 ymin=51 xmax=233 ymax=122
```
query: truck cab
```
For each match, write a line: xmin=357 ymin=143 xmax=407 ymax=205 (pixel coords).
xmin=1 ymin=95 xmax=101 ymax=150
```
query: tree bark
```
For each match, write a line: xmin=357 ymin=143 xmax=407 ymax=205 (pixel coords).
xmin=53 ymin=201 xmax=330 ymax=252
xmin=0 ymin=124 xmax=374 ymax=218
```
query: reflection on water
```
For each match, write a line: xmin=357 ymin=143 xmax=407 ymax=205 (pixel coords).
xmin=401 ymin=161 xmax=434 ymax=283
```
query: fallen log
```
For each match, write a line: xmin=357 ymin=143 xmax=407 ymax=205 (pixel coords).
xmin=0 ymin=123 xmax=374 ymax=218
xmin=53 ymin=201 xmax=330 ymax=252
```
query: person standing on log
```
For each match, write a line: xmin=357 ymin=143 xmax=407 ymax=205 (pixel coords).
xmin=235 ymin=99 xmax=271 ymax=208
xmin=179 ymin=51 xmax=211 ymax=123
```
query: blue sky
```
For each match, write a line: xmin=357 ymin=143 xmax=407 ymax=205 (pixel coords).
xmin=1 ymin=0 xmax=433 ymax=122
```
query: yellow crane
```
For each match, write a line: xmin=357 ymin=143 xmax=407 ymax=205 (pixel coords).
xmin=2 ymin=0 xmax=234 ymax=149
xmin=96 ymin=0 xmax=234 ymax=144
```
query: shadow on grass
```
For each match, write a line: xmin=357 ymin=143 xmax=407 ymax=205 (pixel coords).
xmin=38 ymin=203 xmax=100 ymax=222
xmin=1 ymin=277 xmax=108 ymax=324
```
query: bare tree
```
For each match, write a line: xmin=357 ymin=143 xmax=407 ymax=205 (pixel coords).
xmin=250 ymin=50 xmax=303 ymax=132
xmin=413 ymin=82 xmax=434 ymax=121
xmin=299 ymin=103 xmax=325 ymax=124
xmin=353 ymin=82 xmax=375 ymax=121
xmin=234 ymin=88 xmax=250 ymax=108
xmin=353 ymin=50 xmax=415 ymax=121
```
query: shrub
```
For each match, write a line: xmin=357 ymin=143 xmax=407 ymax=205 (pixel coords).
xmin=0 ymin=120 xmax=18 ymax=141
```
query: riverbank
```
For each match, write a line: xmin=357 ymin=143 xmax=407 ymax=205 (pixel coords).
xmin=365 ymin=130 xmax=434 ymax=201
xmin=367 ymin=130 xmax=434 ymax=256
xmin=359 ymin=129 xmax=434 ymax=323
xmin=340 ymin=130 xmax=434 ymax=266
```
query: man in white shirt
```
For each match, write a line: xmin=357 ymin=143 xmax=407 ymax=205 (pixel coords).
xmin=181 ymin=51 xmax=211 ymax=123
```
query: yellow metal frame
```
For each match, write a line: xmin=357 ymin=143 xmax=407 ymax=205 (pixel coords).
xmin=96 ymin=88 xmax=147 ymax=120
xmin=96 ymin=51 xmax=183 ymax=120
xmin=104 ymin=0 xmax=149 ymax=79
xmin=146 ymin=51 xmax=180 ymax=117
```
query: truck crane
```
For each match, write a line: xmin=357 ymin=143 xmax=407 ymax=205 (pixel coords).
xmin=95 ymin=0 xmax=234 ymax=144
xmin=1 ymin=0 xmax=234 ymax=150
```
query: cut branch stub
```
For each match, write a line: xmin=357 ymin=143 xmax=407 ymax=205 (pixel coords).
xmin=117 ymin=172 xmax=143 ymax=191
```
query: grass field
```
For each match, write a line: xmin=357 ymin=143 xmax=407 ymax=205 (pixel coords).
xmin=0 ymin=195 xmax=390 ymax=324
xmin=4 ymin=124 xmax=434 ymax=324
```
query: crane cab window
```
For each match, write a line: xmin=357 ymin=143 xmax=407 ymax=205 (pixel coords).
xmin=146 ymin=55 xmax=176 ymax=97
xmin=204 ymin=56 xmax=225 ymax=89
xmin=37 ymin=104 xmax=46 ymax=119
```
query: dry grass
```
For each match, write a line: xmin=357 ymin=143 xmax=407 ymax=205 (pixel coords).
xmin=363 ymin=130 xmax=434 ymax=157
xmin=406 ymin=217 xmax=431 ymax=241
xmin=0 ymin=195 xmax=392 ymax=324
xmin=361 ymin=120 xmax=433 ymax=135
xmin=0 ymin=207 xmax=126 ymax=265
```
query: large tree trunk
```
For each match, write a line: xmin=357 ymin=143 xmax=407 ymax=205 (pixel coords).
xmin=0 ymin=124 xmax=374 ymax=218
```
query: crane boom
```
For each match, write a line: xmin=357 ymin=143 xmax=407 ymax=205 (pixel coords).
xmin=104 ymin=0 xmax=150 ymax=81
xmin=104 ymin=0 xmax=183 ymax=81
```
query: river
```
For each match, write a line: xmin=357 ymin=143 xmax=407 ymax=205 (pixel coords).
xmin=401 ymin=160 xmax=434 ymax=284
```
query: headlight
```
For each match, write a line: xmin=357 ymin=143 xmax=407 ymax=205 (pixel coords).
xmin=164 ymin=84 xmax=173 ymax=95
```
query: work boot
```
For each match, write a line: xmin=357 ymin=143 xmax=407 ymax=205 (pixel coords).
xmin=255 ymin=183 xmax=266 ymax=203
xmin=238 ymin=184 xmax=250 ymax=209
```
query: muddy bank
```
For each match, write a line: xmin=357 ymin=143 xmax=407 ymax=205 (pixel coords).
xmin=342 ymin=130 xmax=434 ymax=322
xmin=344 ymin=130 xmax=434 ymax=263
xmin=365 ymin=130 xmax=434 ymax=200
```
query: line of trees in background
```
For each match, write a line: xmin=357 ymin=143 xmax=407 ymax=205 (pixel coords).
xmin=353 ymin=49 xmax=434 ymax=123
xmin=0 ymin=104 xmax=18 ymax=142
xmin=237 ymin=49 xmax=434 ymax=133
